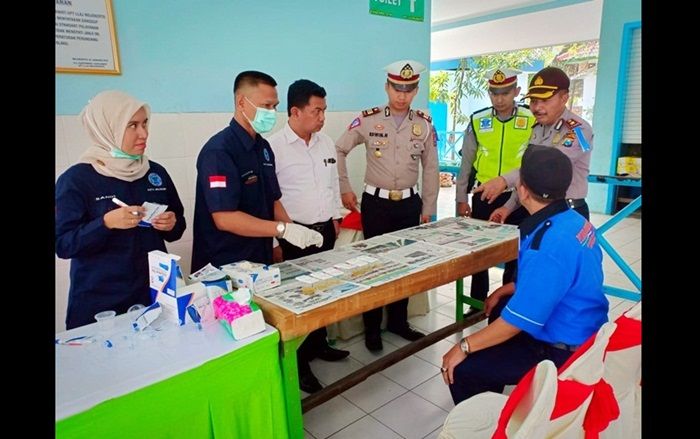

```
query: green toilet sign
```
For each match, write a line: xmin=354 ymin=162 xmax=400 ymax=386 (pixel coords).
xmin=369 ymin=0 xmax=424 ymax=22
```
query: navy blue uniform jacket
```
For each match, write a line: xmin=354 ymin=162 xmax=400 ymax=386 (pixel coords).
xmin=56 ymin=162 xmax=185 ymax=329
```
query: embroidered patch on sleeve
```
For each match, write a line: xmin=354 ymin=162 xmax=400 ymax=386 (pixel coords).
xmin=209 ymin=175 xmax=227 ymax=188
xmin=348 ymin=117 xmax=361 ymax=130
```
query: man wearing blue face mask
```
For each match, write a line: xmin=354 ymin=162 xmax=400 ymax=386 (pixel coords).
xmin=192 ymin=71 xmax=323 ymax=272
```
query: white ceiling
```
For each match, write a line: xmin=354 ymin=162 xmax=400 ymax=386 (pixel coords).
xmin=430 ymin=0 xmax=603 ymax=61
xmin=431 ymin=0 xmax=551 ymax=26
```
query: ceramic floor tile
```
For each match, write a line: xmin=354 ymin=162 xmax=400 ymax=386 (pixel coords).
xmin=303 ymin=395 xmax=365 ymax=439
xmin=311 ymin=356 xmax=365 ymax=387
xmin=331 ymin=334 xmax=364 ymax=350
xmin=304 ymin=430 xmax=316 ymax=439
xmin=436 ymin=282 xmax=460 ymax=298
xmin=381 ymin=355 xmax=441 ymax=389
xmin=434 ymin=301 xmax=457 ymax=319
xmin=345 ymin=336 xmax=401 ymax=365
xmin=408 ymin=311 xmax=455 ymax=334
xmin=414 ymin=338 xmax=457 ymax=368
xmin=342 ymin=373 xmax=408 ymax=413
xmin=328 ymin=415 xmax=403 ymax=439
xmin=411 ymin=373 xmax=456 ymax=411
xmin=381 ymin=331 xmax=412 ymax=348
xmin=371 ymin=392 xmax=448 ymax=439
xmin=428 ymin=290 xmax=454 ymax=309
xmin=422 ymin=427 xmax=443 ymax=439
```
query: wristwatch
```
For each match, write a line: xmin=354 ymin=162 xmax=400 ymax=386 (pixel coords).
xmin=275 ymin=222 xmax=286 ymax=238
xmin=460 ymin=337 xmax=471 ymax=355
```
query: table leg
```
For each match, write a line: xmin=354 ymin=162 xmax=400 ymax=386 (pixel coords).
xmin=455 ymin=278 xmax=484 ymax=322
xmin=280 ymin=336 xmax=305 ymax=439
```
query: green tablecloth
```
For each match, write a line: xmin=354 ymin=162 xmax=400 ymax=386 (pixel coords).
xmin=56 ymin=330 xmax=288 ymax=439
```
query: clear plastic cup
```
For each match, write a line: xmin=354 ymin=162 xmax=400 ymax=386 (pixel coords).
xmin=94 ymin=310 xmax=116 ymax=334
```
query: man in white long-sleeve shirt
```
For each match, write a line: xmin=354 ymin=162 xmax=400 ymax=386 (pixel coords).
xmin=268 ymin=79 xmax=349 ymax=394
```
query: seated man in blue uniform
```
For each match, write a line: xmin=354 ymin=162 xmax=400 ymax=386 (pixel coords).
xmin=440 ymin=145 xmax=608 ymax=404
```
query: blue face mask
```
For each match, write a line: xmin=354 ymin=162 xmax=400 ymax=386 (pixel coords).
xmin=244 ymin=97 xmax=276 ymax=134
xmin=110 ymin=148 xmax=142 ymax=160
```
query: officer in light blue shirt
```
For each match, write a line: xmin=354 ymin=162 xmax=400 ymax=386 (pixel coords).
xmin=441 ymin=145 xmax=608 ymax=404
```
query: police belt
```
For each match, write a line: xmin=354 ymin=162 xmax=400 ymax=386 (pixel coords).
xmin=365 ymin=184 xmax=418 ymax=201
xmin=549 ymin=342 xmax=581 ymax=352
xmin=566 ymin=198 xmax=587 ymax=209
xmin=294 ymin=219 xmax=333 ymax=233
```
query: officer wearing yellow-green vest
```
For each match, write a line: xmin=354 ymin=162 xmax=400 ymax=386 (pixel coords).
xmin=455 ymin=68 xmax=536 ymax=312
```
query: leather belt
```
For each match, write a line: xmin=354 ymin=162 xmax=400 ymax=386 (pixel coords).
xmin=294 ymin=219 xmax=332 ymax=233
xmin=365 ymin=184 xmax=418 ymax=201
xmin=550 ymin=342 xmax=581 ymax=352
xmin=566 ymin=198 xmax=587 ymax=209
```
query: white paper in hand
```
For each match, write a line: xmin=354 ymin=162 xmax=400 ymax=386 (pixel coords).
xmin=139 ymin=202 xmax=168 ymax=227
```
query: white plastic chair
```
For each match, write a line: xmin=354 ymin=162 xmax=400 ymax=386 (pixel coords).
xmin=600 ymin=301 xmax=641 ymax=439
xmin=546 ymin=322 xmax=618 ymax=439
xmin=437 ymin=360 xmax=559 ymax=439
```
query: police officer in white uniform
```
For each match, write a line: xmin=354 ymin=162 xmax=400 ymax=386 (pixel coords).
xmin=335 ymin=59 xmax=439 ymax=351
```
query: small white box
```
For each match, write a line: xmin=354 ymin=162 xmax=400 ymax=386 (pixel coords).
xmin=220 ymin=261 xmax=281 ymax=293
xmin=189 ymin=263 xmax=233 ymax=302
xmin=148 ymin=250 xmax=206 ymax=325
xmin=226 ymin=310 xmax=266 ymax=340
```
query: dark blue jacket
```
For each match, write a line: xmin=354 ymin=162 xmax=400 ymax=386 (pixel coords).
xmin=56 ymin=162 xmax=185 ymax=329
xmin=191 ymin=118 xmax=281 ymax=271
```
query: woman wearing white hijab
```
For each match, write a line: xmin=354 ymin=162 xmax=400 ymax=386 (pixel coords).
xmin=56 ymin=90 xmax=186 ymax=329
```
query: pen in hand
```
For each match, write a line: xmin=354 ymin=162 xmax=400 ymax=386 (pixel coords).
xmin=112 ymin=197 xmax=140 ymax=216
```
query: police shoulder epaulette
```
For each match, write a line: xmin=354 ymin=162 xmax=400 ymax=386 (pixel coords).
xmin=361 ymin=107 xmax=381 ymax=117
xmin=565 ymin=118 xmax=582 ymax=130
xmin=415 ymin=109 xmax=432 ymax=123
xmin=471 ymin=106 xmax=492 ymax=117
xmin=517 ymin=102 xmax=530 ymax=110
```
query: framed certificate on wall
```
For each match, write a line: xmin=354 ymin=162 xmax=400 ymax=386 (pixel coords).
xmin=55 ymin=0 xmax=121 ymax=75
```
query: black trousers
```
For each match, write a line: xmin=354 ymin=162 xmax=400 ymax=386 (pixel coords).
xmin=279 ymin=219 xmax=337 ymax=371
xmin=449 ymin=295 xmax=573 ymax=404
xmin=469 ymin=190 xmax=528 ymax=301
xmin=360 ymin=192 xmax=422 ymax=336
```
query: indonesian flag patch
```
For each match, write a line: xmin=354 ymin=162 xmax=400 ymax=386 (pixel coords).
xmin=209 ymin=175 xmax=227 ymax=188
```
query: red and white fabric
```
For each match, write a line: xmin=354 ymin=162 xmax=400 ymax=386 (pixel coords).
xmin=438 ymin=360 xmax=559 ymax=439
xmin=600 ymin=301 xmax=641 ymax=439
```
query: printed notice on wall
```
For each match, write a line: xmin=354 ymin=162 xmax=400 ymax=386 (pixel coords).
xmin=56 ymin=0 xmax=121 ymax=75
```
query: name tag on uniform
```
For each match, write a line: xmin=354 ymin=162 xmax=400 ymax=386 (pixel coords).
xmin=244 ymin=174 xmax=259 ymax=185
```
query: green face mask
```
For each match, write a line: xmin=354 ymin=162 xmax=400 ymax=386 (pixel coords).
xmin=110 ymin=148 xmax=142 ymax=160
xmin=244 ymin=96 xmax=276 ymax=134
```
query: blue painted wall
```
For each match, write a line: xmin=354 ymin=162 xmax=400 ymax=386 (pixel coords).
xmin=589 ymin=0 xmax=641 ymax=213
xmin=56 ymin=0 xmax=432 ymax=115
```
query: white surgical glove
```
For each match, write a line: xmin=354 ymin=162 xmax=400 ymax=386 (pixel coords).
xmin=282 ymin=223 xmax=324 ymax=249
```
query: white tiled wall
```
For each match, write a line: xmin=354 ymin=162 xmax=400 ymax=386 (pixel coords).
xmin=54 ymin=110 xmax=369 ymax=332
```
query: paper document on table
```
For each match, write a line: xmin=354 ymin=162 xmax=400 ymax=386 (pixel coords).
xmin=289 ymin=247 xmax=366 ymax=272
xmin=271 ymin=261 xmax=310 ymax=282
xmin=338 ymin=257 xmax=415 ymax=286
xmin=253 ymin=278 xmax=369 ymax=314
xmin=347 ymin=235 xmax=419 ymax=255
xmin=383 ymin=240 xmax=465 ymax=268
